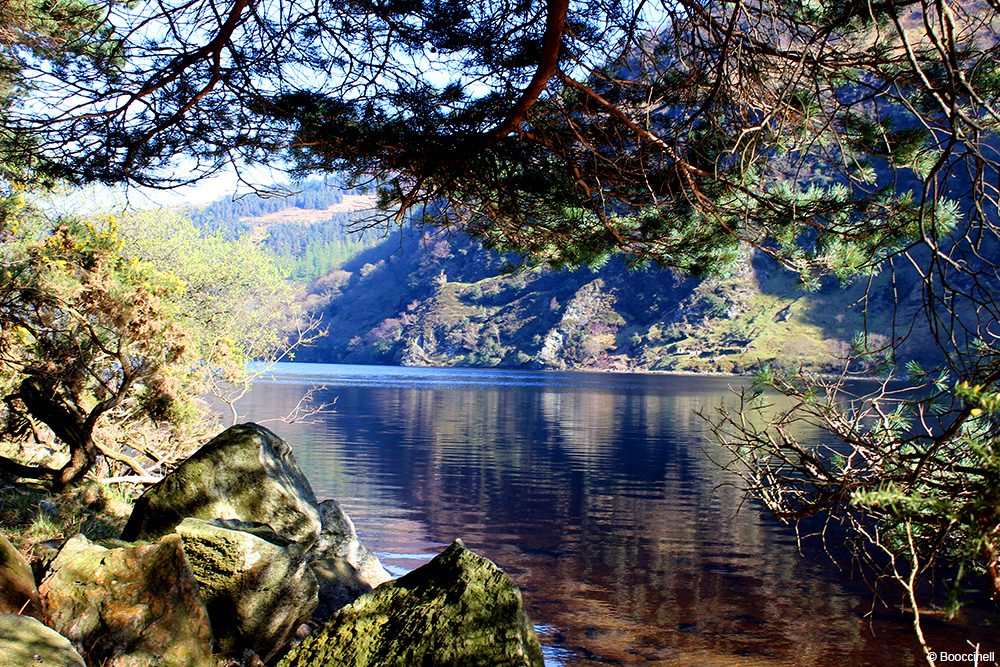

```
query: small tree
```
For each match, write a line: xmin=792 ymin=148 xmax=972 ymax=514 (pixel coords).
xmin=0 ymin=193 xmax=323 ymax=488
xmin=112 ymin=208 xmax=326 ymax=425
xmin=0 ymin=197 xmax=190 ymax=488
xmin=707 ymin=361 xmax=1000 ymax=660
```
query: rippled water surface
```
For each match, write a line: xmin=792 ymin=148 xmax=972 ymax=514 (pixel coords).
xmin=241 ymin=363 xmax=992 ymax=666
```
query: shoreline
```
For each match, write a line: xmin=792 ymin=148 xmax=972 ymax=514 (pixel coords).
xmin=253 ymin=359 xmax=883 ymax=384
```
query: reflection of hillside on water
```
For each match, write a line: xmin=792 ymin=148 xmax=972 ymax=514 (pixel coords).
xmin=245 ymin=368 xmax=985 ymax=666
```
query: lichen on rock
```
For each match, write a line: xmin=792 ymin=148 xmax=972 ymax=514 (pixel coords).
xmin=121 ymin=423 xmax=322 ymax=548
xmin=38 ymin=533 xmax=213 ymax=667
xmin=279 ymin=539 xmax=544 ymax=667
xmin=176 ymin=517 xmax=318 ymax=661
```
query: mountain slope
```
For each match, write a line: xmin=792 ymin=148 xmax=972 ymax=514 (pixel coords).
xmin=295 ymin=228 xmax=909 ymax=374
xmin=187 ymin=182 xmax=925 ymax=374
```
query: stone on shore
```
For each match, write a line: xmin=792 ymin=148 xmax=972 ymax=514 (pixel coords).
xmin=312 ymin=499 xmax=391 ymax=586
xmin=279 ymin=539 xmax=544 ymax=667
xmin=38 ymin=534 xmax=213 ymax=667
xmin=0 ymin=614 xmax=86 ymax=667
xmin=310 ymin=556 xmax=373 ymax=621
xmin=308 ymin=498 xmax=391 ymax=619
xmin=0 ymin=533 xmax=39 ymax=617
xmin=175 ymin=517 xmax=318 ymax=661
xmin=122 ymin=423 xmax=322 ymax=548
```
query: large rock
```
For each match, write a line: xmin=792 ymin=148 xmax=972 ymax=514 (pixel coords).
xmin=279 ymin=539 xmax=544 ymax=667
xmin=0 ymin=614 xmax=85 ymax=667
xmin=122 ymin=423 xmax=322 ymax=547
xmin=308 ymin=498 xmax=391 ymax=619
xmin=38 ymin=534 xmax=213 ymax=667
xmin=0 ymin=533 xmax=39 ymax=616
xmin=310 ymin=556 xmax=373 ymax=622
xmin=175 ymin=517 xmax=318 ymax=661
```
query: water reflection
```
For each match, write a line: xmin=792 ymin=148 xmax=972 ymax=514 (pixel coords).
xmin=243 ymin=364 xmax=992 ymax=666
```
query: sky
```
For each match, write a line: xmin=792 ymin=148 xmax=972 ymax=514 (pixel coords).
xmin=124 ymin=162 xmax=296 ymax=210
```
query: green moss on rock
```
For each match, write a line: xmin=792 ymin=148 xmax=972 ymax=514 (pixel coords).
xmin=0 ymin=614 xmax=85 ymax=667
xmin=122 ymin=423 xmax=322 ymax=547
xmin=279 ymin=539 xmax=544 ymax=667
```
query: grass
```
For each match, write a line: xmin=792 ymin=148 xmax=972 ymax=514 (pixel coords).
xmin=0 ymin=478 xmax=135 ymax=561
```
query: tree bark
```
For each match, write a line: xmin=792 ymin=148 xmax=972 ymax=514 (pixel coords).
xmin=0 ymin=454 xmax=59 ymax=483
xmin=15 ymin=377 xmax=97 ymax=489
xmin=486 ymin=0 xmax=569 ymax=140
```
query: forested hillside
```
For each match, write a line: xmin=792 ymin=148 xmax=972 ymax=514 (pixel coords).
xmin=190 ymin=180 xmax=383 ymax=281
xmin=289 ymin=225 xmax=920 ymax=374
xmin=189 ymin=179 xmax=349 ymax=237
xmin=188 ymin=182 xmax=923 ymax=374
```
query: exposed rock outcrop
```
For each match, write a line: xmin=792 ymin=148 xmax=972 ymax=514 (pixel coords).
xmin=122 ymin=423 xmax=322 ymax=547
xmin=279 ymin=539 xmax=544 ymax=667
xmin=38 ymin=534 xmax=213 ymax=667
xmin=0 ymin=614 xmax=86 ymax=667
xmin=175 ymin=517 xmax=318 ymax=661
xmin=0 ymin=533 xmax=39 ymax=617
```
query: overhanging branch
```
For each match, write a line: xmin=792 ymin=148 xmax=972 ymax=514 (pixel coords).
xmin=487 ymin=0 xmax=569 ymax=140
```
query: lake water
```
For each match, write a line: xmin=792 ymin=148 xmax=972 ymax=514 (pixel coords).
xmin=241 ymin=363 xmax=992 ymax=666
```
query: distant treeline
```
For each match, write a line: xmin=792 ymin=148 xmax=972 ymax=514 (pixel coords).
xmin=189 ymin=178 xmax=382 ymax=282
xmin=267 ymin=216 xmax=383 ymax=281
xmin=189 ymin=178 xmax=350 ymax=237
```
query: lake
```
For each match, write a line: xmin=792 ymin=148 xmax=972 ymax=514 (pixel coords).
xmin=241 ymin=363 xmax=992 ymax=666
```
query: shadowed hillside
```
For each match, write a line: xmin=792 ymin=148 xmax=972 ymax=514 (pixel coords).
xmin=189 ymin=182 xmax=928 ymax=374
xmin=293 ymin=228 xmax=922 ymax=374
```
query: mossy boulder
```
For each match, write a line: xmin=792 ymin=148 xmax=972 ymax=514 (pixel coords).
xmin=0 ymin=533 xmax=39 ymax=617
xmin=122 ymin=423 xmax=322 ymax=547
xmin=38 ymin=534 xmax=213 ymax=667
xmin=279 ymin=539 xmax=544 ymax=667
xmin=175 ymin=517 xmax=318 ymax=661
xmin=0 ymin=614 xmax=85 ymax=667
